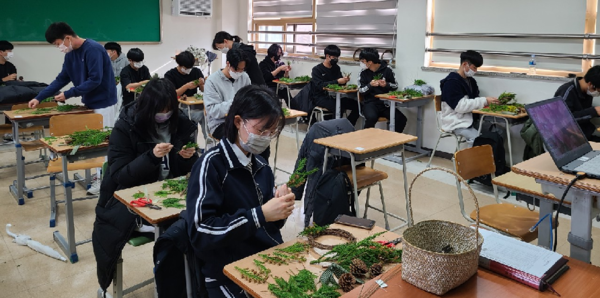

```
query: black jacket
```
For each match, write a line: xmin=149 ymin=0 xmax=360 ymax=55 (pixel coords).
xmin=232 ymin=42 xmax=265 ymax=86
xmin=555 ymin=77 xmax=600 ymax=140
xmin=185 ymin=139 xmax=284 ymax=285
xmin=119 ymin=65 xmax=151 ymax=106
xmin=259 ymin=56 xmax=284 ymax=89
xmin=358 ymin=62 xmax=398 ymax=103
xmin=92 ymin=103 xmax=198 ymax=292
xmin=440 ymin=72 xmax=480 ymax=109
xmin=310 ymin=63 xmax=343 ymax=105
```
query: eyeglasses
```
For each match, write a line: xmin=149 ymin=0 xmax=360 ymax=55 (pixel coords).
xmin=244 ymin=121 xmax=280 ymax=139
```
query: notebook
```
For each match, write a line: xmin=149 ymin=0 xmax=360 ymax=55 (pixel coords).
xmin=525 ymin=97 xmax=600 ymax=178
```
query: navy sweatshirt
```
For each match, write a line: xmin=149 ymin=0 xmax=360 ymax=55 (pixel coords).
xmin=440 ymin=72 xmax=480 ymax=109
xmin=358 ymin=62 xmax=398 ymax=103
xmin=35 ymin=39 xmax=117 ymax=109
xmin=186 ymin=139 xmax=284 ymax=284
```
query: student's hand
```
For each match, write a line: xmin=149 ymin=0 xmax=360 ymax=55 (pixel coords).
xmin=277 ymin=65 xmax=288 ymax=72
xmin=197 ymin=78 xmax=205 ymax=86
xmin=486 ymin=97 xmax=499 ymax=105
xmin=370 ymin=80 xmax=380 ymax=87
xmin=262 ymin=193 xmax=295 ymax=222
xmin=275 ymin=184 xmax=292 ymax=198
xmin=179 ymin=147 xmax=196 ymax=159
xmin=153 ymin=143 xmax=173 ymax=158
xmin=28 ymin=99 xmax=39 ymax=109
xmin=3 ymin=74 xmax=17 ymax=81
xmin=185 ymin=81 xmax=198 ymax=90
xmin=337 ymin=77 xmax=350 ymax=84
xmin=595 ymin=106 xmax=600 ymax=115
xmin=285 ymin=65 xmax=292 ymax=72
xmin=378 ymin=79 xmax=387 ymax=87
xmin=54 ymin=92 xmax=66 ymax=102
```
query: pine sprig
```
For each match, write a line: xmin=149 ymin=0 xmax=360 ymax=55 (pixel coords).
xmin=298 ymin=223 xmax=329 ymax=237
xmin=259 ymin=253 xmax=288 ymax=266
xmin=413 ymin=79 xmax=427 ymax=86
xmin=253 ymin=259 xmax=271 ymax=276
xmin=288 ymin=158 xmax=318 ymax=188
xmin=372 ymin=74 xmax=383 ymax=80
xmin=64 ymin=128 xmax=111 ymax=147
xmin=162 ymin=178 xmax=188 ymax=196
xmin=276 ymin=242 xmax=310 ymax=254
xmin=154 ymin=190 xmax=171 ymax=198
xmin=234 ymin=266 xmax=267 ymax=284
xmin=162 ymin=198 xmax=185 ymax=208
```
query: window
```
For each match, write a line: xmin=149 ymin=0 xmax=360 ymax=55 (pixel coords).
xmin=257 ymin=25 xmax=283 ymax=49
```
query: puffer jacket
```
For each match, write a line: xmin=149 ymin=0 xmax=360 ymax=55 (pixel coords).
xmin=520 ymin=118 xmax=545 ymax=160
xmin=92 ymin=102 xmax=198 ymax=292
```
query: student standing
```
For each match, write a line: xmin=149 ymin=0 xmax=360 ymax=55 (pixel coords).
xmin=259 ymin=43 xmax=291 ymax=102
xmin=440 ymin=50 xmax=498 ymax=143
xmin=212 ymin=31 xmax=266 ymax=85
xmin=358 ymin=48 xmax=406 ymax=131
xmin=0 ymin=40 xmax=17 ymax=82
xmin=311 ymin=45 xmax=359 ymax=126
xmin=120 ymin=48 xmax=151 ymax=107
xmin=186 ymin=85 xmax=292 ymax=298
xmin=104 ymin=42 xmax=128 ymax=79
xmin=28 ymin=22 xmax=118 ymax=128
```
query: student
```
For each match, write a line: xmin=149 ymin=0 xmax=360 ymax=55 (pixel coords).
xmin=0 ymin=40 xmax=17 ymax=82
xmin=310 ymin=45 xmax=359 ymax=126
xmin=212 ymin=31 xmax=265 ymax=85
xmin=553 ymin=65 xmax=600 ymax=141
xmin=92 ymin=78 xmax=198 ymax=294
xmin=358 ymin=48 xmax=406 ymax=131
xmin=259 ymin=43 xmax=292 ymax=102
xmin=104 ymin=42 xmax=128 ymax=79
xmin=120 ymin=48 xmax=151 ymax=107
xmin=186 ymin=85 xmax=292 ymax=298
xmin=439 ymin=50 xmax=498 ymax=142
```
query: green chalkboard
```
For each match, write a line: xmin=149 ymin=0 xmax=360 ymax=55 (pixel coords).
xmin=0 ymin=0 xmax=161 ymax=43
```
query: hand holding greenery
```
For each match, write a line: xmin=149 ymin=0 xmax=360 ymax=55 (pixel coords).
xmin=481 ymin=92 xmax=524 ymax=114
xmin=182 ymin=142 xmax=198 ymax=150
xmin=287 ymin=158 xmax=318 ymax=188
xmin=41 ymin=97 xmax=54 ymax=103
xmin=372 ymin=73 xmax=383 ymax=80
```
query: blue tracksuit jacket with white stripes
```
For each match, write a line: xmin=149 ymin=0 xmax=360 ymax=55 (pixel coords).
xmin=185 ymin=139 xmax=284 ymax=286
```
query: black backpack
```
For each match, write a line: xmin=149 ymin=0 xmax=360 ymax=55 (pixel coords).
xmin=313 ymin=168 xmax=356 ymax=226
xmin=471 ymin=129 xmax=509 ymax=186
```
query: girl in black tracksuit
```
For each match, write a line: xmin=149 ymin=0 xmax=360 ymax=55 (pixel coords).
xmin=186 ymin=85 xmax=294 ymax=298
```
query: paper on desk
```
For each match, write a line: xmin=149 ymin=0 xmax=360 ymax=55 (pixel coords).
xmin=478 ymin=229 xmax=562 ymax=278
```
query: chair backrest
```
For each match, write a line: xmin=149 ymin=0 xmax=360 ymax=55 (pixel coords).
xmin=454 ymin=145 xmax=496 ymax=180
xmin=434 ymin=95 xmax=442 ymax=112
xmin=12 ymin=102 xmax=58 ymax=110
xmin=49 ymin=113 xmax=103 ymax=136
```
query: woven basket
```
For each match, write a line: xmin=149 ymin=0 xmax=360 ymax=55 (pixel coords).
xmin=401 ymin=167 xmax=483 ymax=295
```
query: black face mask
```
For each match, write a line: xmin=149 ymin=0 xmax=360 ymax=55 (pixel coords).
xmin=330 ymin=58 xmax=339 ymax=66
xmin=274 ymin=55 xmax=281 ymax=61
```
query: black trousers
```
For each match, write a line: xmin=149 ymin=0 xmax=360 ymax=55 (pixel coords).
xmin=314 ymin=96 xmax=359 ymax=126
xmin=212 ymin=124 xmax=271 ymax=162
xmin=362 ymin=100 xmax=407 ymax=132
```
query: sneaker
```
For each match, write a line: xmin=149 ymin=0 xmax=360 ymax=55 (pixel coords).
xmin=135 ymin=224 xmax=155 ymax=233
xmin=87 ymin=176 xmax=101 ymax=195
xmin=3 ymin=133 xmax=13 ymax=142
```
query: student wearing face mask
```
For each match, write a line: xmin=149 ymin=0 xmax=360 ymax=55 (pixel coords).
xmin=0 ymin=40 xmax=17 ymax=82
xmin=186 ymin=85 xmax=292 ymax=298
xmin=28 ymin=22 xmax=118 ymax=128
xmin=92 ymin=78 xmax=198 ymax=294
xmin=104 ymin=42 xmax=128 ymax=79
xmin=259 ymin=43 xmax=292 ymax=102
xmin=119 ymin=48 xmax=151 ymax=107
xmin=212 ymin=31 xmax=266 ymax=85
xmin=358 ymin=48 xmax=406 ymax=131
xmin=310 ymin=45 xmax=360 ymax=126
xmin=164 ymin=51 xmax=205 ymax=98
xmin=440 ymin=50 xmax=498 ymax=143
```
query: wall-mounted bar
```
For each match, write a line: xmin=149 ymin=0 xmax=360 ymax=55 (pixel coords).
xmin=426 ymin=32 xmax=600 ymax=39
xmin=247 ymin=41 xmax=395 ymax=50
xmin=248 ymin=31 xmax=395 ymax=36
xmin=427 ymin=48 xmax=600 ymax=60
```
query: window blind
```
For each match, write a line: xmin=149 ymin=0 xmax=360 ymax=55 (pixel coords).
xmin=252 ymin=0 xmax=313 ymax=19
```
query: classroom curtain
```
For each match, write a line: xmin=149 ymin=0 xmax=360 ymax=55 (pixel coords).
xmin=252 ymin=0 xmax=313 ymax=19
xmin=315 ymin=0 xmax=398 ymax=56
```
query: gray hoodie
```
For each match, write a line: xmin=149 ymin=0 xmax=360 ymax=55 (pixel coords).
xmin=112 ymin=53 xmax=129 ymax=78
xmin=204 ymin=69 xmax=251 ymax=133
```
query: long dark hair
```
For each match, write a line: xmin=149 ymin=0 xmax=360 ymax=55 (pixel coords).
xmin=135 ymin=78 xmax=179 ymax=138
xmin=212 ymin=31 xmax=242 ymax=50
xmin=224 ymin=85 xmax=284 ymax=143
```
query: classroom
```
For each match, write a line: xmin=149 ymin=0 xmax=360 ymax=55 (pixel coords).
xmin=1 ymin=0 xmax=600 ymax=297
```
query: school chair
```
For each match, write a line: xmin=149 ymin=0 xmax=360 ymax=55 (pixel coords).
xmin=307 ymin=106 xmax=332 ymax=131
xmin=204 ymin=109 xmax=219 ymax=150
xmin=356 ymin=91 xmax=387 ymax=129
xmin=454 ymin=145 xmax=542 ymax=242
xmin=427 ymin=95 xmax=467 ymax=167
xmin=47 ymin=114 xmax=105 ymax=227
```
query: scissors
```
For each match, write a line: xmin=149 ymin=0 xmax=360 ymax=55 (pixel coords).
xmin=130 ymin=198 xmax=162 ymax=210
xmin=376 ymin=237 xmax=402 ymax=248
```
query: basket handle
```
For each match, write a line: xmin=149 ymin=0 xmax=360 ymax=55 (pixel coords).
xmin=407 ymin=167 xmax=480 ymax=246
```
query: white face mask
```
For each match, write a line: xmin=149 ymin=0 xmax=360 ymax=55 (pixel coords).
xmin=220 ymin=47 xmax=229 ymax=54
xmin=133 ymin=61 xmax=144 ymax=69
xmin=181 ymin=67 xmax=192 ymax=75
xmin=360 ymin=61 xmax=368 ymax=70
xmin=3 ymin=52 xmax=13 ymax=60
xmin=587 ymin=87 xmax=600 ymax=97
xmin=464 ymin=65 xmax=476 ymax=77
xmin=239 ymin=122 xmax=272 ymax=154
xmin=58 ymin=38 xmax=73 ymax=54
xmin=229 ymin=68 xmax=244 ymax=80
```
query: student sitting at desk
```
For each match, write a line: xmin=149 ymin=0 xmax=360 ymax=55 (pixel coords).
xmin=440 ymin=50 xmax=498 ymax=143
xmin=186 ymin=85 xmax=292 ymax=298
xmin=212 ymin=31 xmax=266 ymax=85
xmin=104 ymin=42 xmax=128 ymax=80
xmin=259 ymin=43 xmax=291 ymax=102
xmin=310 ymin=45 xmax=359 ymax=126
xmin=358 ymin=48 xmax=406 ymax=131
xmin=120 ymin=48 xmax=151 ymax=107
xmin=0 ymin=40 xmax=17 ymax=82
xmin=92 ymin=78 xmax=198 ymax=294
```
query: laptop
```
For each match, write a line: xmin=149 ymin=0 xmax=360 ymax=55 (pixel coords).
xmin=525 ymin=97 xmax=600 ymax=178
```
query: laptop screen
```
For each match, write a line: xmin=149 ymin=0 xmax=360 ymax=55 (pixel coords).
xmin=526 ymin=97 xmax=590 ymax=164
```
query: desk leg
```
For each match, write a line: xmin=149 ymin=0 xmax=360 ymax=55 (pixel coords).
xmin=184 ymin=254 xmax=193 ymax=298
xmin=273 ymin=136 xmax=280 ymax=179
xmin=478 ymin=115 xmax=486 ymax=133
xmin=286 ymin=86 xmax=292 ymax=109
xmin=53 ymin=155 xmax=78 ymax=263
xmin=388 ymin=102 xmax=396 ymax=132
xmin=322 ymin=148 xmax=330 ymax=174
xmin=295 ymin=118 xmax=300 ymax=151
xmin=415 ymin=105 xmax=425 ymax=151
xmin=502 ymin=118 xmax=513 ymax=166
xmin=335 ymin=93 xmax=341 ymax=119
xmin=188 ymin=105 xmax=192 ymax=121
xmin=569 ymin=192 xmax=594 ymax=262
xmin=350 ymin=154 xmax=360 ymax=217
xmin=537 ymin=199 xmax=554 ymax=249
xmin=10 ymin=122 xmax=26 ymax=205
xmin=401 ymin=145 xmax=411 ymax=227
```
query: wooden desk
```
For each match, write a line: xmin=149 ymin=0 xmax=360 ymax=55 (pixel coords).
xmin=223 ymin=224 xmax=400 ymax=298
xmin=472 ymin=109 xmax=529 ymax=166
xmin=323 ymin=87 xmax=359 ymax=119
xmin=342 ymin=257 xmax=600 ymax=298
xmin=273 ymin=109 xmax=308 ymax=178
xmin=512 ymin=142 xmax=600 ymax=262
xmin=178 ymin=96 xmax=204 ymax=121
xmin=315 ymin=128 xmax=418 ymax=230
xmin=4 ymin=107 xmax=93 ymax=205
xmin=39 ymin=135 xmax=108 ymax=264
xmin=274 ymin=79 xmax=309 ymax=108
xmin=375 ymin=94 xmax=434 ymax=164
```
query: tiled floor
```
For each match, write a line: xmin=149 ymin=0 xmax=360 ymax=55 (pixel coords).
xmin=0 ymin=124 xmax=599 ymax=297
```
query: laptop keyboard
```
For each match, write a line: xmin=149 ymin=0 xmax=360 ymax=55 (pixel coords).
xmin=574 ymin=154 xmax=600 ymax=175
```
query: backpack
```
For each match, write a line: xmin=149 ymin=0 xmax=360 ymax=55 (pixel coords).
xmin=313 ymin=168 xmax=356 ymax=226
xmin=471 ymin=128 xmax=509 ymax=186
